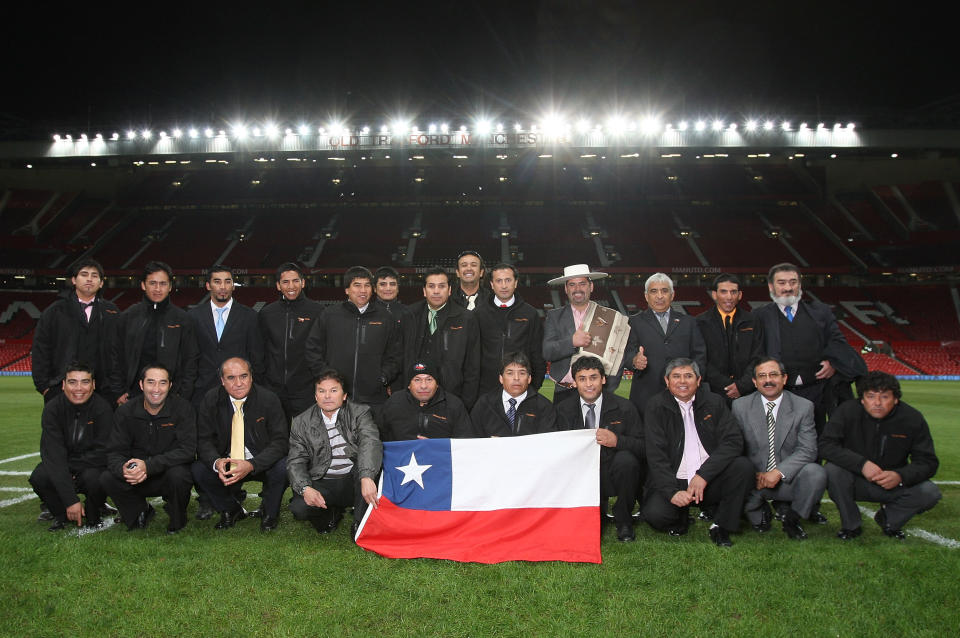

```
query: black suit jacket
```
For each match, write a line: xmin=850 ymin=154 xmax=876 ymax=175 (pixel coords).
xmin=625 ymin=309 xmax=707 ymax=414
xmin=696 ymin=306 xmax=764 ymax=399
xmin=556 ymin=391 xmax=644 ymax=461
xmin=196 ymin=383 xmax=288 ymax=474
xmin=188 ymin=301 xmax=264 ymax=399
xmin=470 ymin=390 xmax=557 ymax=437
xmin=753 ymin=299 xmax=866 ymax=382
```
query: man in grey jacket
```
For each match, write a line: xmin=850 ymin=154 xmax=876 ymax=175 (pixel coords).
xmin=287 ymin=368 xmax=382 ymax=537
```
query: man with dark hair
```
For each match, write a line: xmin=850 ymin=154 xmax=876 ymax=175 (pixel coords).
xmin=374 ymin=265 xmax=415 ymax=395
xmin=452 ymin=250 xmax=490 ymax=311
xmin=474 ymin=262 xmax=546 ymax=395
xmin=733 ymin=357 xmax=825 ymax=540
xmin=625 ymin=272 xmax=706 ymax=415
xmin=101 ymin=364 xmax=196 ymax=534
xmin=32 ymin=258 xmax=119 ymax=404
xmin=544 ymin=264 xmax=626 ymax=405
xmin=381 ymin=361 xmax=475 ymax=440
xmin=754 ymin=262 xmax=866 ymax=433
xmin=556 ymin=356 xmax=643 ymax=542
xmin=112 ymin=261 xmax=198 ymax=405
xmin=259 ymin=262 xmax=325 ymax=421
xmin=409 ymin=267 xmax=481 ymax=408
xmin=470 ymin=352 xmax=557 ymax=437
xmin=288 ymin=369 xmax=382 ymax=536
xmin=29 ymin=362 xmax=113 ymax=530
xmin=820 ymin=371 xmax=941 ymax=540
xmin=643 ymin=357 xmax=753 ymax=547
xmin=188 ymin=264 xmax=263 ymax=406
xmin=192 ymin=357 xmax=289 ymax=532
xmin=697 ymin=273 xmax=764 ymax=404
xmin=306 ymin=266 xmax=402 ymax=419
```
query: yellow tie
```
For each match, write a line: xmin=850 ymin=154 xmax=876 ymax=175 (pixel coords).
xmin=230 ymin=399 xmax=245 ymax=472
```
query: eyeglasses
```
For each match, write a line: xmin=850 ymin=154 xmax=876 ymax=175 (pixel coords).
xmin=755 ymin=372 xmax=783 ymax=380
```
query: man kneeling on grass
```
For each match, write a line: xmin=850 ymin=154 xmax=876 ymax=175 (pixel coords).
xmin=287 ymin=369 xmax=382 ymax=537
xmin=820 ymin=371 xmax=941 ymax=541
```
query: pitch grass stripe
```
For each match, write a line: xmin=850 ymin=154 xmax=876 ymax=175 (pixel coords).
xmin=0 ymin=452 xmax=39 ymax=464
xmin=0 ymin=493 xmax=38 ymax=508
xmin=857 ymin=505 xmax=960 ymax=549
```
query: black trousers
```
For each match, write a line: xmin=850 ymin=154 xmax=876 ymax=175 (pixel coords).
xmin=289 ymin=472 xmax=367 ymax=528
xmin=825 ymin=462 xmax=942 ymax=531
xmin=643 ymin=456 xmax=753 ymax=533
xmin=190 ymin=457 xmax=288 ymax=519
xmin=29 ymin=463 xmax=106 ymax=524
xmin=601 ymin=449 xmax=643 ymax=526
xmin=100 ymin=465 xmax=193 ymax=531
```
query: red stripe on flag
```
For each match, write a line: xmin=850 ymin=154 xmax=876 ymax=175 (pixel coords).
xmin=356 ymin=497 xmax=601 ymax=564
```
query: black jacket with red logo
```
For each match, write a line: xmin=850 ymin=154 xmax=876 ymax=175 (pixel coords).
xmin=106 ymin=393 xmax=197 ymax=479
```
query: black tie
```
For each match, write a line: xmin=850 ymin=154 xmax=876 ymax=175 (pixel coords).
xmin=80 ymin=301 xmax=93 ymax=323
xmin=724 ymin=313 xmax=731 ymax=333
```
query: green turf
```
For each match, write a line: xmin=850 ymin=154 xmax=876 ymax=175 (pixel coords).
xmin=1 ymin=376 xmax=958 ymax=637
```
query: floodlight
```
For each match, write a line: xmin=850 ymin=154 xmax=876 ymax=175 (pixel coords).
xmin=252 ymin=127 xmax=261 ymax=137
xmin=476 ymin=120 xmax=491 ymax=135
xmin=514 ymin=122 xmax=522 ymax=132
xmin=428 ymin=123 xmax=437 ymax=133
xmin=608 ymin=116 xmax=627 ymax=135
xmin=318 ymin=127 xmax=326 ymax=135
xmin=111 ymin=133 xmax=119 ymax=140
xmin=172 ymin=128 xmax=182 ymax=138
xmin=361 ymin=126 xmax=370 ymax=134
xmin=65 ymin=134 xmax=72 ymax=141
xmin=496 ymin=123 xmax=503 ymax=132
xmin=380 ymin=125 xmax=389 ymax=134
xmin=833 ymin=122 xmax=841 ymax=129
xmin=218 ymin=130 xmax=226 ymax=137
xmin=712 ymin=120 xmax=723 ymax=131
xmin=299 ymin=124 xmax=310 ymax=135
xmin=746 ymin=120 xmax=757 ymax=131
xmin=95 ymin=133 xmax=103 ymax=140
xmin=142 ymin=130 xmax=152 ymax=139
xmin=189 ymin=128 xmax=198 ymax=138
xmin=639 ymin=117 xmax=659 ymax=135
xmin=764 ymin=120 xmax=774 ymax=130
xmin=817 ymin=123 xmax=825 ymax=130
xmin=285 ymin=128 xmax=293 ymax=136
xmin=159 ymin=131 xmax=167 ymax=139
xmin=781 ymin=121 xmax=791 ymax=131
xmin=80 ymin=133 xmax=87 ymax=141
xmin=264 ymin=123 xmax=279 ymax=138
xmin=846 ymin=122 xmax=856 ymax=130
xmin=678 ymin=121 xmax=688 ymax=131
xmin=232 ymin=124 xmax=247 ymax=139
xmin=127 ymin=130 xmax=136 ymax=140
xmin=391 ymin=120 xmax=408 ymax=135
xmin=441 ymin=123 xmax=449 ymax=133
xmin=204 ymin=128 xmax=214 ymax=137
xmin=459 ymin=125 xmax=467 ymax=132
xmin=891 ymin=153 xmax=898 ymax=158
xmin=695 ymin=120 xmax=706 ymax=131
xmin=728 ymin=122 xmax=737 ymax=131
xmin=52 ymin=134 xmax=60 ymax=141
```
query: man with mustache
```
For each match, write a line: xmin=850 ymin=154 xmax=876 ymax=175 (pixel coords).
xmin=754 ymin=263 xmax=865 ymax=436
xmin=732 ymin=358 xmax=825 ymax=540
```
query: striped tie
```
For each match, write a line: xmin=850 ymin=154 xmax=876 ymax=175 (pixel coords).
xmin=507 ymin=398 xmax=517 ymax=433
xmin=765 ymin=401 xmax=777 ymax=471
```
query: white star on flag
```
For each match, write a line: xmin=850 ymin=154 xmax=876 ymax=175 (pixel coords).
xmin=395 ymin=452 xmax=432 ymax=489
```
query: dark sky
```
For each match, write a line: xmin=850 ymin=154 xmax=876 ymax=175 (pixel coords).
xmin=3 ymin=1 xmax=956 ymax=136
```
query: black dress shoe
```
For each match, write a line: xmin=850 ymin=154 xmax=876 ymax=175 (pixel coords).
xmin=47 ymin=520 xmax=66 ymax=532
xmin=782 ymin=510 xmax=808 ymax=540
xmin=698 ymin=505 xmax=716 ymax=521
xmin=260 ymin=516 xmax=278 ymax=532
xmin=100 ymin=503 xmax=118 ymax=516
xmin=86 ymin=518 xmax=103 ymax=529
xmin=195 ymin=501 xmax=214 ymax=521
xmin=37 ymin=505 xmax=55 ymax=522
xmin=616 ymin=522 xmax=636 ymax=542
xmin=752 ymin=501 xmax=773 ymax=533
xmin=214 ymin=508 xmax=246 ymax=530
xmin=874 ymin=507 xmax=905 ymax=539
xmin=709 ymin=525 xmax=733 ymax=547
xmin=129 ymin=504 xmax=156 ymax=531
xmin=632 ymin=510 xmax=643 ymax=523
xmin=836 ymin=527 xmax=863 ymax=540
xmin=808 ymin=510 xmax=828 ymax=525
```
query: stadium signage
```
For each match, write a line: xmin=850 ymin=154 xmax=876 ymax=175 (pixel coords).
xmin=324 ymin=133 xmax=543 ymax=147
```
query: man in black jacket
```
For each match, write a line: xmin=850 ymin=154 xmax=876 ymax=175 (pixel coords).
xmin=408 ymin=267 xmax=481 ymax=409
xmin=29 ymin=363 xmax=113 ymax=530
xmin=820 ymin=371 xmax=941 ymax=540
xmin=101 ymin=364 xmax=196 ymax=534
xmin=375 ymin=266 xmax=416 ymax=395
xmin=556 ymin=356 xmax=644 ymax=542
xmin=474 ymin=263 xmax=545 ymax=395
xmin=451 ymin=250 xmax=490 ymax=311
xmin=112 ymin=261 xmax=198 ymax=404
xmin=31 ymin=259 xmax=120 ymax=404
xmin=306 ymin=266 xmax=402 ymax=420
xmin=471 ymin=352 xmax=557 ymax=437
xmin=696 ymin=273 xmax=764 ymax=404
xmin=188 ymin=265 xmax=264 ymax=405
xmin=642 ymin=357 xmax=753 ymax=547
xmin=258 ymin=262 xmax=324 ymax=421
xmin=191 ymin=358 xmax=288 ymax=532
xmin=381 ymin=361 xmax=474 ymax=440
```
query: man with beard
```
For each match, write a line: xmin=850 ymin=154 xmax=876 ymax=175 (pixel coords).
xmin=101 ymin=364 xmax=196 ymax=534
xmin=188 ymin=265 xmax=263 ymax=405
xmin=259 ymin=262 xmax=325 ymax=422
xmin=29 ymin=363 xmax=113 ymax=530
xmin=112 ymin=261 xmax=198 ymax=404
xmin=32 ymin=259 xmax=119 ymax=404
xmin=474 ymin=263 xmax=545 ymax=395
xmin=452 ymin=250 xmax=490 ymax=311
xmin=754 ymin=263 xmax=865 ymax=434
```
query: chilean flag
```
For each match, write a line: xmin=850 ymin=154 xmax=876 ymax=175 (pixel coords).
xmin=355 ymin=429 xmax=601 ymax=564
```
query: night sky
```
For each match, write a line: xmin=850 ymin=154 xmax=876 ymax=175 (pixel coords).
xmin=3 ymin=1 xmax=956 ymax=137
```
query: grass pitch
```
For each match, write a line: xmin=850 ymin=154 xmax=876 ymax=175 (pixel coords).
xmin=1 ymin=377 xmax=957 ymax=637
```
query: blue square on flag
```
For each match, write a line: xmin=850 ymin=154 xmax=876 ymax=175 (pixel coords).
xmin=382 ymin=438 xmax=452 ymax=511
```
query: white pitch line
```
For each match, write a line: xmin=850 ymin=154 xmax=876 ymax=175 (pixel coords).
xmin=73 ymin=516 xmax=119 ymax=537
xmin=0 ymin=487 xmax=33 ymax=492
xmin=857 ymin=505 xmax=959 ymax=549
xmin=936 ymin=481 xmax=960 ymax=486
xmin=0 ymin=470 xmax=31 ymax=476
xmin=0 ymin=493 xmax=38 ymax=508
xmin=0 ymin=452 xmax=40 ymax=464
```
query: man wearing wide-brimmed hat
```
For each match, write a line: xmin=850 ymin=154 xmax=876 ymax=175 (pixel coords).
xmin=542 ymin=264 xmax=630 ymax=405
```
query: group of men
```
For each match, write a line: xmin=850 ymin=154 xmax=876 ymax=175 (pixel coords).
xmin=27 ymin=255 xmax=942 ymax=546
